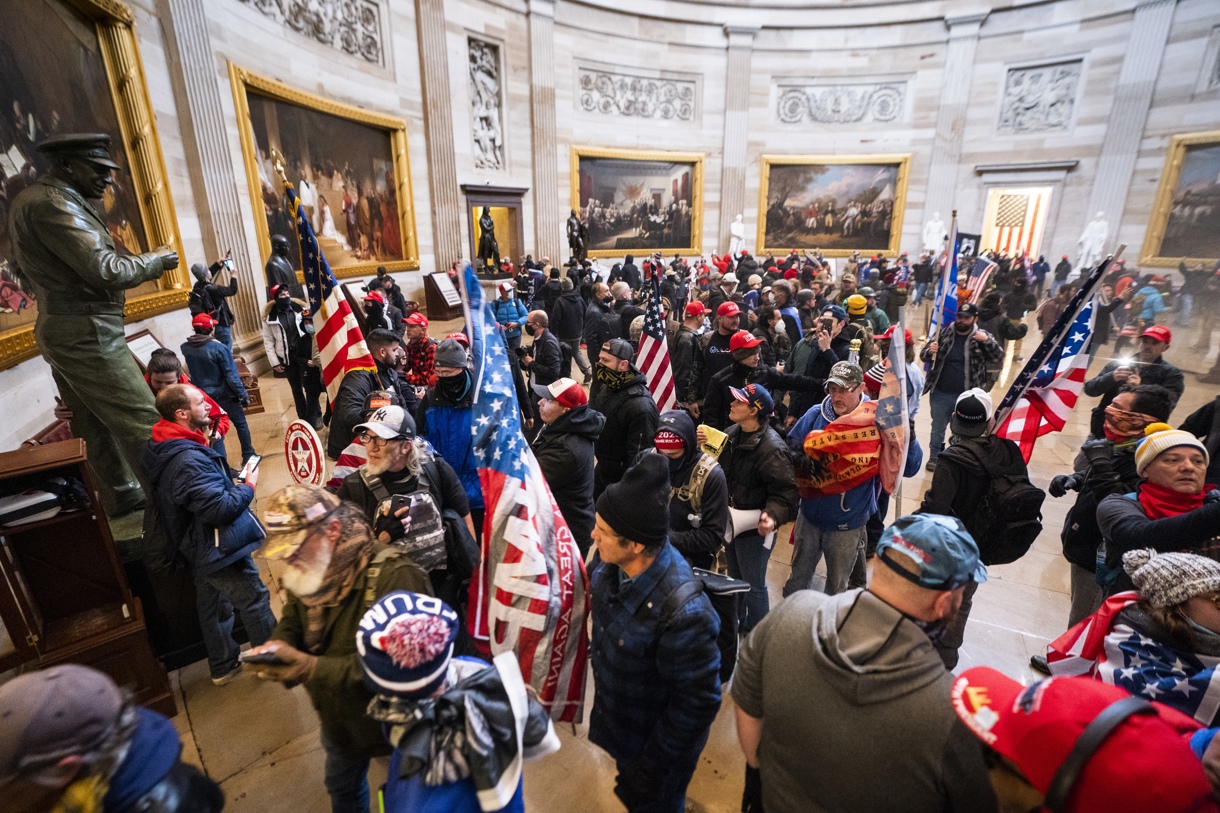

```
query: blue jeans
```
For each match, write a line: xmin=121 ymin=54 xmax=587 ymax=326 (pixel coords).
xmin=614 ymin=749 xmax=704 ymax=813
xmin=214 ymin=325 xmax=232 ymax=350
xmin=912 ymin=281 xmax=929 ymax=305
xmin=783 ymin=514 xmax=866 ymax=596
xmin=195 ymin=555 xmax=276 ymax=678
xmin=322 ymin=732 xmax=371 ymax=813
xmin=215 ymin=394 xmax=256 ymax=462
xmin=726 ymin=531 xmax=772 ymax=633
xmin=1178 ymin=293 xmax=1194 ymax=327
xmin=928 ymin=388 xmax=958 ymax=457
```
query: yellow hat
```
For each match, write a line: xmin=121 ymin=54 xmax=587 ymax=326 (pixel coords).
xmin=846 ymin=294 xmax=868 ymax=315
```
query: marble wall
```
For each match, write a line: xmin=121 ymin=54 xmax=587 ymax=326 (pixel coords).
xmin=1 ymin=0 xmax=1217 ymax=450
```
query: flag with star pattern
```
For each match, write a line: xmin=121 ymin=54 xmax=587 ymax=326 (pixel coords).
xmin=461 ymin=264 xmax=589 ymax=722
xmin=926 ymin=215 xmax=960 ymax=353
xmin=1047 ymin=592 xmax=1220 ymax=726
xmin=284 ymin=180 xmax=375 ymax=399
xmin=639 ymin=277 xmax=677 ymax=412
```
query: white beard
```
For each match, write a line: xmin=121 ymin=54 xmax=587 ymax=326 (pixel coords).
xmin=281 ymin=546 xmax=332 ymax=597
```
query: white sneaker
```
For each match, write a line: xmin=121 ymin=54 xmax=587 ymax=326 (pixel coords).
xmin=211 ymin=664 xmax=243 ymax=686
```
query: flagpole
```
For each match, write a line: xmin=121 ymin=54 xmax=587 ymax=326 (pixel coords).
xmin=927 ymin=209 xmax=958 ymax=362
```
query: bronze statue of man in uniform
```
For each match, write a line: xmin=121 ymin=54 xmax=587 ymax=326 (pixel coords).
xmin=264 ymin=234 xmax=304 ymax=298
xmin=8 ymin=133 xmax=179 ymax=516
xmin=566 ymin=208 xmax=587 ymax=263
xmin=477 ymin=205 xmax=500 ymax=271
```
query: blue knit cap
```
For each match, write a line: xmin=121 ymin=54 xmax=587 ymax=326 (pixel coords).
xmin=356 ymin=591 xmax=460 ymax=698
xmin=102 ymin=707 xmax=182 ymax=812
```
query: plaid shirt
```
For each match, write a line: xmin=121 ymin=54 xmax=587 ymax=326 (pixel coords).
xmin=404 ymin=336 xmax=437 ymax=387
xmin=588 ymin=542 xmax=721 ymax=773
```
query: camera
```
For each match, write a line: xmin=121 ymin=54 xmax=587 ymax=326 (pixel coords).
xmin=514 ymin=345 xmax=529 ymax=358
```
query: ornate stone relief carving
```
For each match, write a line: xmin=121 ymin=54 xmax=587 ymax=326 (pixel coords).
xmin=237 ymin=0 xmax=382 ymax=64
xmin=469 ymin=38 xmax=504 ymax=171
xmin=997 ymin=60 xmax=1082 ymax=134
xmin=577 ymin=69 xmax=696 ymax=121
xmin=775 ymin=83 xmax=906 ymax=125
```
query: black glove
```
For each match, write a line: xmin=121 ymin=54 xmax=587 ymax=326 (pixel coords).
xmin=1080 ymin=438 xmax=1113 ymax=469
xmin=614 ymin=763 xmax=663 ymax=810
xmin=742 ymin=765 xmax=764 ymax=813
xmin=1049 ymin=474 xmax=1082 ymax=498
xmin=373 ymin=503 xmax=409 ymax=542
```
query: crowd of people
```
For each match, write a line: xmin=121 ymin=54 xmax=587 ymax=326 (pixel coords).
xmin=10 ymin=241 xmax=1220 ymax=813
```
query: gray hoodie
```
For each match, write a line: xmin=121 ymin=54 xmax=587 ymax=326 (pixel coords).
xmin=732 ymin=589 xmax=997 ymax=813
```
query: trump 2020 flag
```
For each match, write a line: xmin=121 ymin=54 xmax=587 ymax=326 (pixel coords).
xmin=462 ymin=264 xmax=589 ymax=722
xmin=927 ymin=215 xmax=961 ymax=347
xmin=284 ymin=179 xmax=375 ymax=398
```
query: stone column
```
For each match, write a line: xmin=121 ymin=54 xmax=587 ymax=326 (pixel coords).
xmin=528 ymin=0 xmax=561 ymax=260
xmin=415 ymin=0 xmax=463 ymax=269
xmin=719 ymin=26 xmax=757 ymax=254
xmin=1084 ymin=0 xmax=1177 ymax=236
xmin=157 ymin=0 xmax=263 ymax=350
xmin=922 ymin=12 xmax=988 ymax=236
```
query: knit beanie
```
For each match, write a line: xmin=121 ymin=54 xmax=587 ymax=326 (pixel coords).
xmin=1123 ymin=548 xmax=1220 ymax=608
xmin=356 ymin=591 xmax=460 ymax=698
xmin=1134 ymin=423 xmax=1209 ymax=476
xmin=595 ymin=453 xmax=670 ymax=548
xmin=846 ymin=294 xmax=868 ymax=315
xmin=863 ymin=362 xmax=886 ymax=396
xmin=434 ymin=338 xmax=469 ymax=369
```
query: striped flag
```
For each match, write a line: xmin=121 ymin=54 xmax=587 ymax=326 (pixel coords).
xmin=638 ymin=277 xmax=677 ymax=412
xmin=284 ymin=180 xmax=376 ymax=399
xmin=876 ymin=316 xmax=909 ymax=494
xmin=968 ymin=256 xmax=998 ymax=304
xmin=926 ymin=213 xmax=961 ymax=352
xmin=461 ymin=264 xmax=589 ymax=722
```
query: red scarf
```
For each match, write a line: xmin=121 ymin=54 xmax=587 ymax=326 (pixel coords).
xmin=1137 ymin=480 xmax=1205 ymax=519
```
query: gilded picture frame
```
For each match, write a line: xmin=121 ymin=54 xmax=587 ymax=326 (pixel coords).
xmin=0 ymin=0 xmax=188 ymax=372
xmin=570 ymin=146 xmax=704 ymax=259
xmin=756 ymin=154 xmax=911 ymax=258
xmin=1139 ymin=130 xmax=1220 ymax=268
xmin=229 ymin=64 xmax=419 ymax=280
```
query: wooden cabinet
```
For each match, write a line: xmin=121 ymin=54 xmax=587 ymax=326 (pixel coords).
xmin=0 ymin=440 xmax=174 ymax=716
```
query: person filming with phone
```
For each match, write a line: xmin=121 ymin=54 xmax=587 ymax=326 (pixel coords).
xmin=141 ymin=383 xmax=276 ymax=688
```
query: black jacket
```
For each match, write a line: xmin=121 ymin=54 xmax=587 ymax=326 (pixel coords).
xmin=1054 ymin=259 xmax=1073 ymax=280
xmin=689 ymin=330 xmax=736 ymax=405
xmin=920 ymin=435 xmax=1025 ymax=520
xmin=190 ymin=277 xmax=237 ymax=327
xmin=533 ymin=405 xmax=604 ymax=553
xmin=1084 ymin=357 xmax=1185 ymax=436
xmin=670 ymin=326 xmax=702 ymax=404
xmin=523 ymin=329 xmax=563 ymax=387
xmin=786 ymin=333 xmax=851 ymax=420
xmin=538 ymin=279 xmax=563 ymax=315
xmin=616 ymin=262 xmax=641 ymax=290
xmin=589 ymin=368 xmax=660 ymax=483
xmin=583 ymin=298 xmax=621 ymax=361
xmin=614 ymin=299 xmax=645 ymax=339
xmin=720 ymin=423 xmax=797 ymax=528
xmin=702 ymin=361 xmax=817 ymax=431
xmin=656 ymin=412 xmax=729 ymax=570
xmin=327 ymin=364 xmax=419 ymax=459
xmin=1180 ymin=396 xmax=1220 ymax=485
xmin=551 ymin=290 xmax=585 ymax=341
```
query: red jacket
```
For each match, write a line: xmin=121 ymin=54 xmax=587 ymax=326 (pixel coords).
xmin=145 ymin=372 xmax=231 ymax=438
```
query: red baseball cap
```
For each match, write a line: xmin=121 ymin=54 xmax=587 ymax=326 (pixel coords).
xmin=532 ymin=377 xmax=587 ymax=409
xmin=717 ymin=301 xmax=742 ymax=318
xmin=729 ymin=330 xmax=764 ymax=352
xmin=363 ymin=290 xmax=385 ymax=304
xmin=685 ymin=301 xmax=708 ymax=317
xmin=1140 ymin=325 xmax=1172 ymax=343
xmin=877 ymin=325 xmax=914 ymax=344
xmin=405 ymin=312 xmax=429 ymax=328
xmin=191 ymin=313 xmax=217 ymax=329
xmin=445 ymin=331 xmax=469 ymax=347
xmin=952 ymin=667 xmax=1215 ymax=813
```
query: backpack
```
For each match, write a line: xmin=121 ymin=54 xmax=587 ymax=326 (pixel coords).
xmin=659 ymin=567 xmax=749 ymax=683
xmin=669 ymin=453 xmax=718 ymax=515
xmin=956 ymin=441 xmax=1045 ymax=565
xmin=188 ymin=283 xmax=215 ymax=317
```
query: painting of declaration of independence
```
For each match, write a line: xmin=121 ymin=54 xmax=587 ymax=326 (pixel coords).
xmin=1150 ymin=139 xmax=1220 ymax=263
xmin=0 ymin=0 xmax=154 ymax=336
xmin=242 ymin=83 xmax=407 ymax=272
xmin=573 ymin=148 xmax=703 ymax=257
xmin=758 ymin=155 xmax=910 ymax=257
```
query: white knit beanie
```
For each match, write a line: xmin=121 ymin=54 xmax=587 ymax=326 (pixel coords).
xmin=1123 ymin=548 xmax=1220 ymax=608
xmin=1133 ymin=423 xmax=1209 ymax=476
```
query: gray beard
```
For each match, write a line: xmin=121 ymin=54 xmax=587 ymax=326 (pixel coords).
xmin=281 ymin=547 xmax=331 ymax=597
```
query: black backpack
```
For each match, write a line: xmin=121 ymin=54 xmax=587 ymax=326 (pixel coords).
xmin=188 ymin=283 xmax=215 ymax=317
xmin=956 ymin=441 xmax=1045 ymax=565
xmin=659 ymin=567 xmax=750 ymax=683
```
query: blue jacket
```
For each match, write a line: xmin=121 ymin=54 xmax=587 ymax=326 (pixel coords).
xmin=141 ymin=421 xmax=264 ymax=575
xmin=589 ymin=542 xmax=721 ymax=777
xmin=180 ymin=335 xmax=247 ymax=403
xmin=787 ymin=395 xmax=878 ymax=530
xmin=491 ymin=297 xmax=529 ymax=340
xmin=1136 ymin=285 xmax=1166 ymax=321
xmin=416 ymin=380 xmax=483 ymax=510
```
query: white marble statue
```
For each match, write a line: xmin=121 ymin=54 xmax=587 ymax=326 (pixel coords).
xmin=729 ymin=214 xmax=746 ymax=256
xmin=1077 ymin=211 xmax=1109 ymax=270
xmin=922 ymin=212 xmax=945 ymax=253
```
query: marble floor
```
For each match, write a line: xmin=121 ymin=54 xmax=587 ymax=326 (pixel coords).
xmin=163 ymin=305 xmax=1220 ymax=813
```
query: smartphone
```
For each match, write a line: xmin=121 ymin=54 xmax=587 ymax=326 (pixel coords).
xmin=237 ymin=455 xmax=262 ymax=483
xmin=820 ymin=317 xmax=835 ymax=333
xmin=239 ymin=649 xmax=287 ymax=666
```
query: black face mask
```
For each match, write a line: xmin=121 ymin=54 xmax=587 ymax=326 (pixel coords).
xmin=524 ymin=324 xmax=537 ymax=337
xmin=439 ymin=369 xmax=472 ymax=400
xmin=276 ymin=296 xmax=291 ymax=310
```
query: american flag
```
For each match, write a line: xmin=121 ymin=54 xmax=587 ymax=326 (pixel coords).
xmin=991 ymin=256 xmax=1110 ymax=461
xmin=926 ymin=215 xmax=961 ymax=351
xmin=638 ymin=277 xmax=677 ymax=412
xmin=968 ymin=256 xmax=998 ymax=304
xmin=1047 ymin=592 xmax=1220 ymax=726
xmin=876 ymin=315 xmax=909 ymax=494
xmin=284 ymin=180 xmax=376 ymax=399
xmin=461 ymin=264 xmax=589 ymax=722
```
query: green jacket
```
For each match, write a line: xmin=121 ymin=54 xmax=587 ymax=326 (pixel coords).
xmin=272 ymin=547 xmax=433 ymax=758
xmin=8 ymin=175 xmax=166 ymax=314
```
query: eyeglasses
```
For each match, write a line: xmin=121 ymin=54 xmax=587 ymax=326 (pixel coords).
xmin=358 ymin=432 xmax=404 ymax=447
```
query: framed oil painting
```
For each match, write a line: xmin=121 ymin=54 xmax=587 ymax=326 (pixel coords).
xmin=229 ymin=64 xmax=419 ymax=280
xmin=0 ymin=0 xmax=187 ymax=371
xmin=1140 ymin=131 xmax=1220 ymax=268
xmin=570 ymin=147 xmax=703 ymax=258
xmin=757 ymin=154 xmax=910 ymax=258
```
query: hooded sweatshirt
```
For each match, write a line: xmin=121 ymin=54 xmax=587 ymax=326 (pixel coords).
xmin=732 ymin=589 xmax=997 ymax=813
xmin=656 ymin=411 xmax=729 ymax=570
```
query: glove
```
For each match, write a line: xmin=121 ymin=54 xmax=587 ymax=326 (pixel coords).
xmin=1049 ymin=474 xmax=1082 ymax=498
xmin=742 ymin=765 xmax=764 ymax=813
xmin=1080 ymin=438 xmax=1113 ymax=468
xmin=248 ymin=642 xmax=317 ymax=688
xmin=374 ymin=503 xmax=410 ymax=542
xmin=614 ymin=762 xmax=663 ymax=810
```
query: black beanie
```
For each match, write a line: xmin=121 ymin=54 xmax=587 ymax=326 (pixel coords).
xmin=595 ymin=453 xmax=671 ymax=548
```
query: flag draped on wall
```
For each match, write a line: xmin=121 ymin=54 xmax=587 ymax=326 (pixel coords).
xmin=285 ymin=179 xmax=375 ymax=399
xmin=462 ymin=265 xmax=589 ymax=722
xmin=639 ymin=278 xmax=677 ymax=412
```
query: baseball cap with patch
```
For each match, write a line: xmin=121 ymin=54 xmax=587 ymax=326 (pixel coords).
xmin=1140 ymin=324 xmax=1172 ymax=343
xmin=876 ymin=514 xmax=987 ymax=590
xmin=353 ymin=405 xmax=416 ymax=441
xmin=405 ymin=312 xmax=429 ymax=327
xmin=826 ymin=361 xmax=864 ymax=390
xmin=684 ymin=301 xmax=707 ymax=317
xmin=533 ymin=377 xmax=587 ymax=408
xmin=730 ymin=383 xmax=774 ymax=417
xmin=729 ymin=330 xmax=764 ymax=352
xmin=717 ymin=301 xmax=742 ymax=317
xmin=191 ymin=313 xmax=217 ymax=330
xmin=261 ymin=484 xmax=341 ymax=560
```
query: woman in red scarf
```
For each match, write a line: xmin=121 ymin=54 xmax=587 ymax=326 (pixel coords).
xmin=1097 ymin=424 xmax=1220 ymax=595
